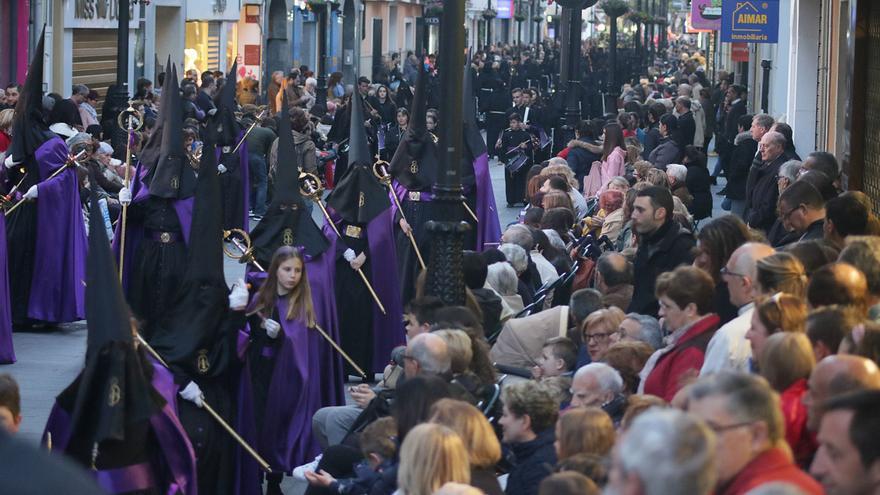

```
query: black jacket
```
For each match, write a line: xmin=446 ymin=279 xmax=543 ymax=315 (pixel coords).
xmin=799 ymin=219 xmax=825 ymax=242
xmin=675 ymin=111 xmax=696 ymax=149
xmin=504 ymin=429 xmax=557 ymax=495
xmin=647 ymin=137 xmax=682 ymax=171
xmin=745 ymin=154 xmax=787 ymax=232
xmin=724 ymin=99 xmax=747 ymax=143
xmin=627 ymin=220 xmax=696 ymax=317
xmin=471 ymin=287 xmax=504 ymax=337
xmin=726 ymin=131 xmax=758 ymax=200
xmin=685 ymin=163 xmax=713 ymax=220
xmin=566 ymin=138 xmax=602 ymax=186
xmin=642 ymin=124 xmax=662 ymax=159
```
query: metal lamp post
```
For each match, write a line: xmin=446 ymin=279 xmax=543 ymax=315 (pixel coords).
xmin=425 ymin=0 xmax=467 ymax=306
xmin=555 ymin=0 xmax=597 ymax=142
xmin=312 ymin=0 xmax=331 ymax=110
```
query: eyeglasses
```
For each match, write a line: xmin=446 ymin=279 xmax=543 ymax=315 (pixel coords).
xmin=720 ymin=266 xmax=747 ymax=279
xmin=779 ymin=204 xmax=802 ymax=222
xmin=585 ymin=331 xmax=616 ymax=343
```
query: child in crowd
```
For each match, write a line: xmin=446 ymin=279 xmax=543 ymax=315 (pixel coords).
xmin=532 ymin=336 xmax=578 ymax=380
xmin=0 ymin=373 xmax=22 ymax=434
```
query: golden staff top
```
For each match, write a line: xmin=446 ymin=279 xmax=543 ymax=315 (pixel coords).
xmin=117 ymin=102 xmax=144 ymax=282
xmin=222 ymin=228 xmax=266 ymax=272
xmin=298 ymin=171 xmax=387 ymax=315
xmin=232 ymin=109 xmax=268 ymax=155
xmin=372 ymin=158 xmax=427 ymax=271
xmin=4 ymin=148 xmax=88 ymax=215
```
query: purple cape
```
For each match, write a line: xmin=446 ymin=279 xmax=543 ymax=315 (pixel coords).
xmin=42 ymin=361 xmax=198 ymax=495
xmin=113 ymin=161 xmax=194 ymax=291
xmin=28 ymin=136 xmax=87 ymax=322
xmin=236 ymin=249 xmax=344 ymax=493
xmin=0 ymin=211 xmax=14 ymax=363
xmin=474 ymin=152 xmax=502 ymax=251
xmin=323 ymin=207 xmax=405 ymax=372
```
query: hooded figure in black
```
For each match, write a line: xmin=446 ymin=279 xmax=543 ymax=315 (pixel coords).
xmin=147 ymin=112 xmax=249 ymax=495
xmin=388 ymin=63 xmax=439 ymax=305
xmin=42 ymin=183 xmax=197 ymax=495
xmin=248 ymin=92 xmax=329 ymax=271
xmin=124 ymin=61 xmax=194 ymax=336
xmin=216 ymin=62 xmax=250 ymax=231
xmin=325 ymin=94 xmax=404 ymax=375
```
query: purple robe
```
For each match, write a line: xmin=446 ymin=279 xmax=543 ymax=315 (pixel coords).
xmin=42 ymin=361 xmax=198 ymax=495
xmin=113 ymin=162 xmax=194 ymax=291
xmin=236 ymin=249 xmax=344 ymax=493
xmin=323 ymin=207 xmax=405 ymax=372
xmin=28 ymin=136 xmax=87 ymax=322
xmin=0 ymin=211 xmax=14 ymax=363
xmin=473 ymin=152 xmax=503 ymax=251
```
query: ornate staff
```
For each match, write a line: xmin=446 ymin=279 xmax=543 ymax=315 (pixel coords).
xmin=0 ymin=171 xmax=28 ymax=210
xmin=222 ymin=228 xmax=266 ymax=272
xmin=116 ymin=103 xmax=144 ymax=281
xmin=4 ymin=148 xmax=88 ymax=216
xmin=298 ymin=171 xmax=387 ymax=314
xmin=372 ymin=159 xmax=426 ymax=270
xmin=231 ymin=109 xmax=267 ymax=155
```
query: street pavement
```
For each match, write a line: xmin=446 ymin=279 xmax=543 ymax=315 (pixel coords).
xmin=3 ymin=153 xmax=723 ymax=492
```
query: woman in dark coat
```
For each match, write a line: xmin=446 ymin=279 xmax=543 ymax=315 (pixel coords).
xmin=682 ymin=145 xmax=713 ymax=221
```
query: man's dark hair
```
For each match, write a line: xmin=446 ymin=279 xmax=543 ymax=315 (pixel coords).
xmin=597 ymin=252 xmax=634 ymax=287
xmin=822 ymin=390 xmax=880 ymax=469
xmin=676 ymin=96 xmax=692 ymax=110
xmin=648 ymin=102 xmax=667 ymax=124
xmin=462 ymin=251 xmax=489 ymax=290
xmin=738 ymin=114 xmax=754 ymax=131
xmin=523 ymin=207 xmax=544 ymax=227
xmin=200 ymin=73 xmax=214 ymax=88
xmin=779 ymin=180 xmax=825 ymax=210
xmin=798 ymin=170 xmax=838 ymax=202
xmin=546 ymin=175 xmax=570 ymax=193
xmin=508 ymin=112 xmax=522 ymax=123
xmin=405 ymin=296 xmax=445 ymax=326
xmin=577 ymin=119 xmax=593 ymax=137
xmin=156 ymin=72 xmax=165 ymax=87
xmin=0 ymin=374 xmax=21 ymax=418
xmin=806 ymin=305 xmax=862 ymax=353
xmin=731 ymin=84 xmax=747 ymax=97
xmin=357 ymin=76 xmax=371 ymax=85
xmin=806 ymin=151 xmax=840 ymax=180
xmin=826 ymin=195 xmax=870 ymax=238
xmin=637 ymin=186 xmax=675 ymax=221
xmin=659 ymin=113 xmax=678 ymax=132
xmin=543 ymin=336 xmax=579 ymax=372
xmin=569 ymin=288 xmax=604 ymax=327
xmin=4 ymin=82 xmax=21 ymax=92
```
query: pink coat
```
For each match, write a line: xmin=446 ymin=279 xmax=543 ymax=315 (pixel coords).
xmin=583 ymin=146 xmax=626 ymax=197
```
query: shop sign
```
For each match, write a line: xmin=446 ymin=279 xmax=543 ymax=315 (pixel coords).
xmin=67 ymin=0 xmax=140 ymax=29
xmin=721 ymin=0 xmax=779 ymax=43
xmin=691 ymin=0 xmax=721 ymax=31
xmin=496 ymin=0 xmax=513 ymax=19
xmin=186 ymin=0 xmax=240 ymax=21
xmin=731 ymin=42 xmax=749 ymax=61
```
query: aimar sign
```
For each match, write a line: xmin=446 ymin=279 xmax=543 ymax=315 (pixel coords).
xmin=721 ymin=0 xmax=779 ymax=43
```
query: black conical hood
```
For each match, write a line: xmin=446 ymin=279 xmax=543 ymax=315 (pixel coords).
xmin=138 ymin=56 xmax=171 ymax=169
xmin=348 ymin=92 xmax=371 ymax=166
xmin=216 ymin=61 xmax=240 ymax=147
xmin=145 ymin=64 xmax=195 ymax=198
xmin=250 ymin=91 xmax=329 ymax=262
xmin=10 ymin=26 xmax=52 ymax=163
xmin=183 ymin=134 xmax=223 ymax=285
xmin=388 ymin=63 xmax=438 ymax=191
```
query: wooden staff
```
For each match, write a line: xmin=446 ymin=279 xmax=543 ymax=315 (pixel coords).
xmin=371 ymin=159 xmax=426 ymax=270
xmin=5 ymin=149 xmax=87 ymax=216
xmin=117 ymin=103 xmax=144 ymax=281
xmin=298 ymin=172 xmax=387 ymax=314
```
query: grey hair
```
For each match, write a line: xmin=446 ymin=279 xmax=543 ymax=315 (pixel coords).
xmin=499 ymin=243 xmax=528 ymax=274
xmin=72 ymin=84 xmax=90 ymax=97
xmin=677 ymin=83 xmax=693 ymax=97
xmin=547 ymin=157 xmax=568 ymax=168
xmin=607 ymin=176 xmax=630 ymax=190
xmin=689 ymin=372 xmax=784 ymax=443
xmin=502 ymin=224 xmax=534 ymax=251
xmin=624 ymin=313 xmax=663 ymax=350
xmin=486 ymin=262 xmax=519 ymax=296
xmin=574 ymin=363 xmax=624 ymax=395
xmin=753 ymin=113 xmax=775 ymax=130
xmin=665 ymin=164 xmax=688 ymax=182
xmin=618 ymin=408 xmax=716 ymax=495
xmin=542 ymin=229 xmax=566 ymax=251
xmin=408 ymin=333 xmax=451 ymax=375
xmin=778 ymin=160 xmax=802 ymax=182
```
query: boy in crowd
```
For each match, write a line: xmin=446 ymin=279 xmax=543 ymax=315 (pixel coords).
xmin=0 ymin=374 xmax=22 ymax=434
xmin=532 ymin=337 xmax=578 ymax=380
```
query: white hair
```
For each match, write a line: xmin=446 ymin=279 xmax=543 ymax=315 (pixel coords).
xmin=779 ymin=160 xmax=802 ymax=182
xmin=499 ymin=243 xmax=528 ymax=274
xmin=574 ymin=363 xmax=624 ymax=395
xmin=666 ymin=164 xmax=688 ymax=182
xmin=619 ymin=409 xmax=716 ymax=495
xmin=547 ymin=157 xmax=568 ymax=168
xmin=542 ymin=229 xmax=566 ymax=251
xmin=305 ymin=77 xmax=317 ymax=87
xmin=486 ymin=262 xmax=519 ymax=296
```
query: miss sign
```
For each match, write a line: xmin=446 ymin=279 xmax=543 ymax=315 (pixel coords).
xmin=721 ymin=0 xmax=779 ymax=43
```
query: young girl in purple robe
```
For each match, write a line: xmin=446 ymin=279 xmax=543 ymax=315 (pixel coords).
xmin=243 ymin=246 xmax=321 ymax=495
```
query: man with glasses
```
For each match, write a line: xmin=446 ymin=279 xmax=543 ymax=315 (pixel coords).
xmin=701 ymin=243 xmax=775 ymax=375
xmin=745 ymin=131 xmax=788 ymax=233
xmin=688 ymin=372 xmax=824 ymax=495
xmin=777 ymin=180 xmax=827 ymax=243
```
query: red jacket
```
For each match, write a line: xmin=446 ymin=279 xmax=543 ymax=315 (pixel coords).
xmin=643 ymin=314 xmax=719 ymax=402
xmin=716 ymin=447 xmax=824 ymax=495
xmin=0 ymin=131 xmax=10 ymax=153
xmin=780 ymin=378 xmax=818 ymax=468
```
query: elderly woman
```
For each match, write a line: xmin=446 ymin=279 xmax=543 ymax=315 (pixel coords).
xmin=582 ymin=307 xmax=626 ymax=362
xmin=597 ymin=190 xmax=625 ymax=243
xmin=487 ymin=261 xmax=524 ymax=316
xmin=500 ymin=243 xmax=534 ymax=307
xmin=640 ymin=266 xmax=719 ymax=402
xmin=665 ymin=164 xmax=692 ymax=210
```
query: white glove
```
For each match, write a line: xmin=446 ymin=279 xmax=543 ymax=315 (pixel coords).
xmin=217 ymin=164 xmax=228 ymax=174
xmin=208 ymin=108 xmax=218 ymax=116
xmin=3 ymin=154 xmax=18 ymax=169
xmin=228 ymin=278 xmax=249 ymax=310
xmin=262 ymin=318 xmax=281 ymax=339
xmin=23 ymin=185 xmax=38 ymax=200
xmin=118 ymin=187 xmax=132 ymax=205
xmin=179 ymin=381 xmax=204 ymax=408
xmin=343 ymin=248 xmax=357 ymax=263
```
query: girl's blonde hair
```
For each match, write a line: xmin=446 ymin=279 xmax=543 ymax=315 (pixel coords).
xmin=397 ymin=423 xmax=470 ymax=495
xmin=430 ymin=398 xmax=501 ymax=469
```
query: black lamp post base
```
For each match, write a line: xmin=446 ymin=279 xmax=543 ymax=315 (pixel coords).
xmin=424 ymin=220 xmax=470 ymax=306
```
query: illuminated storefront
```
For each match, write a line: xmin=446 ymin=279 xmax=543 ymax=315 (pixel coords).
xmin=185 ymin=1 xmax=241 ymax=76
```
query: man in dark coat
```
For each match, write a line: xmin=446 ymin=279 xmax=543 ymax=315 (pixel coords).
xmin=777 ymin=181 xmax=827 ymax=243
xmin=647 ymin=114 xmax=682 ymax=171
xmin=745 ymin=131 xmax=788 ymax=233
xmin=725 ymin=114 xmax=757 ymax=217
xmin=627 ymin=187 xmax=696 ymax=317
xmin=674 ymin=97 xmax=696 ymax=150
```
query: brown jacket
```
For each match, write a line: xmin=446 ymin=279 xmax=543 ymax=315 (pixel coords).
xmin=269 ymin=129 xmax=317 ymax=178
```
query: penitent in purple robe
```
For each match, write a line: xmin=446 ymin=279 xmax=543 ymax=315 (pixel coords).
xmin=473 ymin=151 xmax=503 ymax=251
xmin=236 ymin=247 xmax=345 ymax=494
xmin=42 ymin=360 xmax=198 ymax=495
xmin=0 ymin=211 xmax=15 ymax=363
xmin=27 ymin=136 xmax=87 ymax=322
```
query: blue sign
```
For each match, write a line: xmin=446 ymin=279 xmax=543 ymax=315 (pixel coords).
xmin=496 ymin=0 xmax=513 ymax=19
xmin=721 ymin=0 xmax=779 ymax=43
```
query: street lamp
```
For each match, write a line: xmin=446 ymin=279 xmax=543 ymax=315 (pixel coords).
xmin=554 ymin=0 xmax=597 ymax=141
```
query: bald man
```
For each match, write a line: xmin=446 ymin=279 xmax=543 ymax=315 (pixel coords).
xmin=596 ymin=252 xmax=634 ymax=311
xmin=701 ymin=242 xmax=776 ymax=374
xmin=802 ymin=354 xmax=880 ymax=432
xmin=807 ymin=262 xmax=869 ymax=314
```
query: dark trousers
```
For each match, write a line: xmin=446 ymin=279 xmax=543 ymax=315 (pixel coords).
xmin=249 ymin=153 xmax=268 ymax=215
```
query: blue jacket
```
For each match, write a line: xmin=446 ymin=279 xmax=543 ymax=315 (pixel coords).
xmin=504 ymin=429 xmax=557 ymax=495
